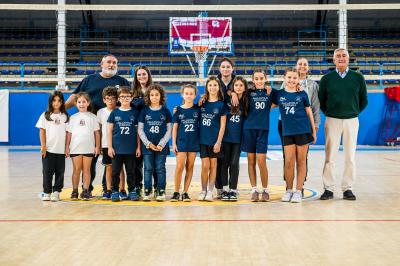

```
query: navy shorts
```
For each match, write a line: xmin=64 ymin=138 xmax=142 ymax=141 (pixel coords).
xmin=200 ymin=144 xmax=223 ymax=159
xmin=282 ymin=133 xmax=313 ymax=146
xmin=241 ymin=129 xmax=269 ymax=154
xmin=102 ymin=148 xmax=112 ymax=165
xmin=70 ymin=153 xmax=94 ymax=158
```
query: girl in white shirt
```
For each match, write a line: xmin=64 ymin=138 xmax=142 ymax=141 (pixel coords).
xmin=66 ymin=92 xmax=100 ymax=200
xmin=36 ymin=91 xmax=69 ymax=202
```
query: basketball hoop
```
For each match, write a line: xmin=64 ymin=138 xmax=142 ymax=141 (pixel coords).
xmin=192 ymin=45 xmax=209 ymax=63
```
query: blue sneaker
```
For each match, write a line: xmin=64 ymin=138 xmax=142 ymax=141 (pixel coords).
xmin=111 ymin=191 xmax=120 ymax=202
xmin=119 ymin=190 xmax=128 ymax=200
xmin=128 ymin=191 xmax=139 ymax=201
xmin=102 ymin=191 xmax=111 ymax=200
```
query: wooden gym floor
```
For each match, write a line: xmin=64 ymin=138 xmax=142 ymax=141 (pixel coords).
xmin=0 ymin=146 xmax=399 ymax=265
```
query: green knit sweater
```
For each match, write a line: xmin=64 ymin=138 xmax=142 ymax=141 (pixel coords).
xmin=318 ymin=69 xmax=368 ymax=119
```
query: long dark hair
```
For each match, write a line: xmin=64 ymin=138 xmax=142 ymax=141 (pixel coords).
xmin=231 ymin=76 xmax=249 ymax=116
xmin=132 ymin=65 xmax=153 ymax=98
xmin=204 ymin=76 xmax=224 ymax=102
xmin=44 ymin=91 xmax=69 ymax=122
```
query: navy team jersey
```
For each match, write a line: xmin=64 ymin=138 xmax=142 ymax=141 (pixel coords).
xmin=138 ymin=106 xmax=172 ymax=155
xmin=107 ymin=108 xmax=138 ymax=154
xmin=73 ymin=73 xmax=130 ymax=113
xmin=243 ymin=88 xmax=274 ymax=130
xmin=172 ymin=106 xmax=200 ymax=152
xmin=272 ymin=89 xmax=312 ymax=136
xmin=223 ymin=99 xmax=244 ymax=144
xmin=131 ymin=96 xmax=145 ymax=111
xmin=199 ymin=101 xmax=227 ymax=146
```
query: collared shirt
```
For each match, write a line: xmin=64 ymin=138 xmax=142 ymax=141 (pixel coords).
xmin=336 ymin=67 xmax=349 ymax=78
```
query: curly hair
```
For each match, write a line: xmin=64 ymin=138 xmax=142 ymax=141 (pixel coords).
xmin=144 ymin=84 xmax=166 ymax=106
xmin=102 ymin=86 xmax=118 ymax=99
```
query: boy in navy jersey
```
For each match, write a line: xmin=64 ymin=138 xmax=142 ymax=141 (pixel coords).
xmin=272 ymin=68 xmax=316 ymax=203
xmin=138 ymin=84 xmax=172 ymax=202
xmin=107 ymin=87 xmax=141 ymax=202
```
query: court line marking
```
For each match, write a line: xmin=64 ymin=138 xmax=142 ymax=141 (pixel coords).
xmin=0 ymin=219 xmax=399 ymax=223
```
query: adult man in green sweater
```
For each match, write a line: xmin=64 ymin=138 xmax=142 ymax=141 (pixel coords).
xmin=318 ymin=48 xmax=368 ymax=201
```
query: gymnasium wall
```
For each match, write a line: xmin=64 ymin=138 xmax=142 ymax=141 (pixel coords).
xmin=2 ymin=91 xmax=385 ymax=146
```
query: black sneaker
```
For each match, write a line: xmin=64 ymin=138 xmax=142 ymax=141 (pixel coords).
xmin=170 ymin=192 xmax=180 ymax=202
xmin=135 ymin=187 xmax=143 ymax=200
xmin=343 ymin=190 xmax=356 ymax=200
xmin=221 ymin=191 xmax=230 ymax=201
xmin=71 ymin=190 xmax=79 ymax=200
xmin=229 ymin=191 xmax=238 ymax=201
xmin=182 ymin=192 xmax=191 ymax=202
xmin=153 ymin=189 xmax=159 ymax=200
xmin=320 ymin=190 xmax=334 ymax=200
xmin=80 ymin=189 xmax=90 ymax=201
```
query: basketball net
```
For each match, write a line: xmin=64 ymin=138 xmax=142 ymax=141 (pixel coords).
xmin=192 ymin=45 xmax=209 ymax=63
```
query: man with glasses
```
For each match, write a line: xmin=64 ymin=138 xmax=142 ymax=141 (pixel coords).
xmin=65 ymin=54 xmax=130 ymax=196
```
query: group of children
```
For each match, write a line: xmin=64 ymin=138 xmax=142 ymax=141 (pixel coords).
xmin=37 ymin=60 xmax=317 ymax=204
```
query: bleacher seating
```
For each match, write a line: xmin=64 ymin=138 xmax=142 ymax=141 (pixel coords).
xmin=0 ymin=31 xmax=399 ymax=89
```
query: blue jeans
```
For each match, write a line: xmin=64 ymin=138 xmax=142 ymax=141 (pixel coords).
xmin=143 ymin=154 xmax=167 ymax=191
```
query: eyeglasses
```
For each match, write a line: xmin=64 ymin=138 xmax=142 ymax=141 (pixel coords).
xmin=119 ymin=96 xmax=132 ymax=100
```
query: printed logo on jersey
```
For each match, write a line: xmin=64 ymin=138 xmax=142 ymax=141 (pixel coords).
xmin=178 ymin=114 xmax=185 ymax=120
xmin=193 ymin=112 xmax=198 ymax=118
xmin=145 ymin=115 xmax=152 ymax=121
xmin=54 ymin=118 xmax=61 ymax=125
xmin=280 ymin=97 xmax=286 ymax=102
xmin=114 ymin=116 xmax=122 ymax=122
xmin=79 ymin=119 xmax=86 ymax=126
xmin=213 ymin=108 xmax=220 ymax=115
xmin=296 ymin=96 xmax=302 ymax=102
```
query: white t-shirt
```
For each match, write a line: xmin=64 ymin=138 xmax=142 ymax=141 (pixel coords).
xmin=97 ymin=107 xmax=113 ymax=148
xmin=35 ymin=112 xmax=68 ymax=154
xmin=66 ymin=112 xmax=100 ymax=154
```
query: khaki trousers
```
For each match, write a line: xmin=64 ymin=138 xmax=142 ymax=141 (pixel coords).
xmin=322 ymin=117 xmax=359 ymax=192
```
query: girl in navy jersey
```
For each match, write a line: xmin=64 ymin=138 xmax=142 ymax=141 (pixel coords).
xmin=272 ymin=68 xmax=316 ymax=203
xmin=138 ymin=84 xmax=172 ymax=202
xmin=219 ymin=76 xmax=248 ymax=201
xmin=242 ymin=69 xmax=274 ymax=202
xmin=131 ymin=65 xmax=156 ymax=198
xmin=170 ymin=84 xmax=200 ymax=202
xmin=198 ymin=76 xmax=227 ymax=202
xmin=36 ymin=91 xmax=69 ymax=202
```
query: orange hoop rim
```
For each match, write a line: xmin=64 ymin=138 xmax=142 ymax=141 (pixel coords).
xmin=192 ymin=45 xmax=209 ymax=53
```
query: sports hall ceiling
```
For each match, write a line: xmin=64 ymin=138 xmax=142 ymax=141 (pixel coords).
xmin=0 ymin=0 xmax=399 ymax=31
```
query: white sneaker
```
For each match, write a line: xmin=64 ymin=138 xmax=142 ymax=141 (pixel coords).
xmin=42 ymin=193 xmax=51 ymax=201
xmin=291 ymin=191 xmax=302 ymax=203
xmin=198 ymin=191 xmax=207 ymax=201
xmin=281 ymin=190 xmax=293 ymax=202
xmin=205 ymin=190 xmax=214 ymax=202
xmin=50 ymin=191 xmax=60 ymax=202
xmin=216 ymin=189 xmax=223 ymax=199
